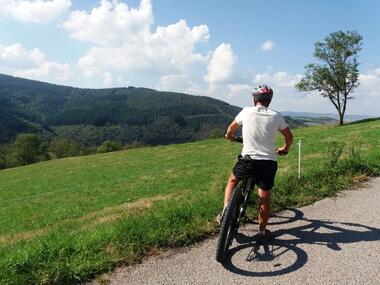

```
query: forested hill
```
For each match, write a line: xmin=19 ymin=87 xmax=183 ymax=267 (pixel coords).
xmin=0 ymin=74 xmax=242 ymax=145
xmin=0 ymin=74 xmax=337 ymax=146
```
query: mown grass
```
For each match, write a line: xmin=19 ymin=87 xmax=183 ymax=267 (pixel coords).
xmin=1 ymin=119 xmax=380 ymax=284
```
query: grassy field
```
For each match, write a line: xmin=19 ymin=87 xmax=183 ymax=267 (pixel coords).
xmin=1 ymin=120 xmax=380 ymax=284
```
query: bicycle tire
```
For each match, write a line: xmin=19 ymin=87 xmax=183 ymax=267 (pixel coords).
xmin=216 ymin=186 xmax=243 ymax=263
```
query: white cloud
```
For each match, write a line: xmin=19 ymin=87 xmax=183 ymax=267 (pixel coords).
xmin=63 ymin=0 xmax=209 ymax=80
xmin=261 ymin=40 xmax=275 ymax=51
xmin=0 ymin=43 xmax=45 ymax=67
xmin=221 ymin=83 xmax=252 ymax=105
xmin=254 ymin=71 xmax=302 ymax=89
xmin=222 ymin=68 xmax=377 ymax=115
xmin=0 ymin=43 xmax=72 ymax=82
xmin=14 ymin=62 xmax=72 ymax=81
xmin=358 ymin=68 xmax=380 ymax=97
xmin=202 ymin=69 xmax=337 ymax=114
xmin=227 ymin=84 xmax=251 ymax=95
xmin=0 ymin=0 xmax=71 ymax=23
xmin=203 ymin=71 xmax=303 ymax=109
xmin=226 ymin=83 xmax=250 ymax=99
xmin=236 ymin=70 xmax=335 ymax=113
xmin=116 ymin=76 xmax=124 ymax=84
xmin=156 ymin=74 xmax=203 ymax=95
xmin=102 ymin=72 xmax=113 ymax=86
xmin=62 ymin=0 xmax=152 ymax=46
xmin=343 ymin=68 xmax=380 ymax=115
xmin=252 ymin=69 xmax=380 ymax=116
xmin=204 ymin=43 xmax=236 ymax=84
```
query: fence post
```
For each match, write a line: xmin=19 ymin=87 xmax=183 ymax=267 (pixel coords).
xmin=298 ymin=139 xmax=301 ymax=179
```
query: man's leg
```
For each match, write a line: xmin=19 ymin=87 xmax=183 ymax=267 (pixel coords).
xmin=223 ymin=172 xmax=239 ymax=208
xmin=216 ymin=172 xmax=239 ymax=224
xmin=258 ymin=188 xmax=270 ymax=233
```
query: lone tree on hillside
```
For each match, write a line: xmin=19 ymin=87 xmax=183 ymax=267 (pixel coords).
xmin=296 ymin=31 xmax=363 ymax=125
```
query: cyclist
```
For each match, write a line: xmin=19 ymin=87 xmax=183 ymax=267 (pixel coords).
xmin=217 ymin=84 xmax=293 ymax=241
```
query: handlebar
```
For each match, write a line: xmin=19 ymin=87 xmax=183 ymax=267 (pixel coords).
xmin=232 ymin=136 xmax=243 ymax=143
xmin=276 ymin=149 xmax=288 ymax=156
xmin=231 ymin=136 xmax=288 ymax=156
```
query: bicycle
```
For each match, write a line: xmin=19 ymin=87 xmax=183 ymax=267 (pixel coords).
xmin=215 ymin=136 xmax=288 ymax=263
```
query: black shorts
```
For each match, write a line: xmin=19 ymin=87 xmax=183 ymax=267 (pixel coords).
xmin=232 ymin=155 xmax=278 ymax=191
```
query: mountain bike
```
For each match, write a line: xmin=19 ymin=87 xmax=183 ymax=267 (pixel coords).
xmin=215 ymin=136 xmax=287 ymax=263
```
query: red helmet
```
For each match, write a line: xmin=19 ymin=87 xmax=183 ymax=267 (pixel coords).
xmin=252 ymin=84 xmax=273 ymax=102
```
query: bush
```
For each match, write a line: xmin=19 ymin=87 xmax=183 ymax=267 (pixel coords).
xmin=346 ymin=136 xmax=362 ymax=161
xmin=49 ymin=138 xmax=82 ymax=158
xmin=97 ymin=140 xmax=123 ymax=153
xmin=125 ymin=141 xmax=144 ymax=150
xmin=12 ymin=134 xmax=49 ymax=166
xmin=325 ymin=141 xmax=345 ymax=167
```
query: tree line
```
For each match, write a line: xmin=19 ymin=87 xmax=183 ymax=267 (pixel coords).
xmin=0 ymin=133 xmax=144 ymax=170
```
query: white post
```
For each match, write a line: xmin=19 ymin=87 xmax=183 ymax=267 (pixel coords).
xmin=298 ymin=139 xmax=301 ymax=180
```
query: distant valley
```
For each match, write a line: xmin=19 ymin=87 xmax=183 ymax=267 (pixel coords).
xmin=281 ymin=111 xmax=373 ymax=122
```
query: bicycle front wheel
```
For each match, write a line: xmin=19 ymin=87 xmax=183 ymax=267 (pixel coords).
xmin=216 ymin=186 xmax=243 ymax=263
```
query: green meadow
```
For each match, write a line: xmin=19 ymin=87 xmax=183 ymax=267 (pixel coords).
xmin=1 ymin=120 xmax=380 ymax=284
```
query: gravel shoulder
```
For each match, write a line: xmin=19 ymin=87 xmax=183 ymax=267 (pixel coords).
xmin=90 ymin=177 xmax=380 ymax=285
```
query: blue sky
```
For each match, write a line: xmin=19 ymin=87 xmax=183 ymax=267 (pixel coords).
xmin=1 ymin=0 xmax=380 ymax=115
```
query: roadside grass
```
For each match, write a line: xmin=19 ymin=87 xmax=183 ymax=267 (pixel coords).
xmin=0 ymin=119 xmax=380 ymax=284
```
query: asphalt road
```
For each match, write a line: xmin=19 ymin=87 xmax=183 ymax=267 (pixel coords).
xmin=91 ymin=177 xmax=380 ymax=285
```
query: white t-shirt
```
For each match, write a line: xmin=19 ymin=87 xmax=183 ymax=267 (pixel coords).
xmin=235 ymin=106 xmax=288 ymax=161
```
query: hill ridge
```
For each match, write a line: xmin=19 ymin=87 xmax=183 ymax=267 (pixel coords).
xmin=0 ymin=73 xmax=338 ymax=146
xmin=0 ymin=73 xmax=241 ymax=145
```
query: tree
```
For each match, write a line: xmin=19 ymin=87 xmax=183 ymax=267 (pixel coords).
xmin=49 ymin=138 xmax=82 ymax=158
xmin=0 ymin=144 xmax=12 ymax=169
xmin=97 ymin=140 xmax=123 ymax=153
xmin=296 ymin=31 xmax=362 ymax=125
xmin=12 ymin=134 xmax=48 ymax=166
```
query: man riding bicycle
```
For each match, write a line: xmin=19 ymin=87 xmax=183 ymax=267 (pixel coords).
xmin=218 ymin=84 xmax=293 ymax=241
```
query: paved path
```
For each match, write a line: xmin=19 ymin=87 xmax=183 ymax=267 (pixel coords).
xmin=91 ymin=178 xmax=380 ymax=285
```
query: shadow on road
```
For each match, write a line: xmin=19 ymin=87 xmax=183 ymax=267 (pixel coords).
xmin=222 ymin=208 xmax=380 ymax=277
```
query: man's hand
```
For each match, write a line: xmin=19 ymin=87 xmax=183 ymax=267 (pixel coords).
xmin=225 ymin=133 xmax=234 ymax=141
xmin=276 ymin=146 xmax=289 ymax=155
xmin=225 ymin=120 xmax=240 ymax=141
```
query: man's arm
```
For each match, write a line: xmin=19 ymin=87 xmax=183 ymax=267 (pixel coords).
xmin=225 ymin=120 xmax=240 ymax=141
xmin=277 ymin=127 xmax=293 ymax=154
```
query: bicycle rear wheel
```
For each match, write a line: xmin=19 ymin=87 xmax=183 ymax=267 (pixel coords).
xmin=216 ymin=186 xmax=243 ymax=263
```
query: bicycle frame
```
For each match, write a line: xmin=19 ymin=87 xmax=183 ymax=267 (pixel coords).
xmin=236 ymin=174 xmax=255 ymax=229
